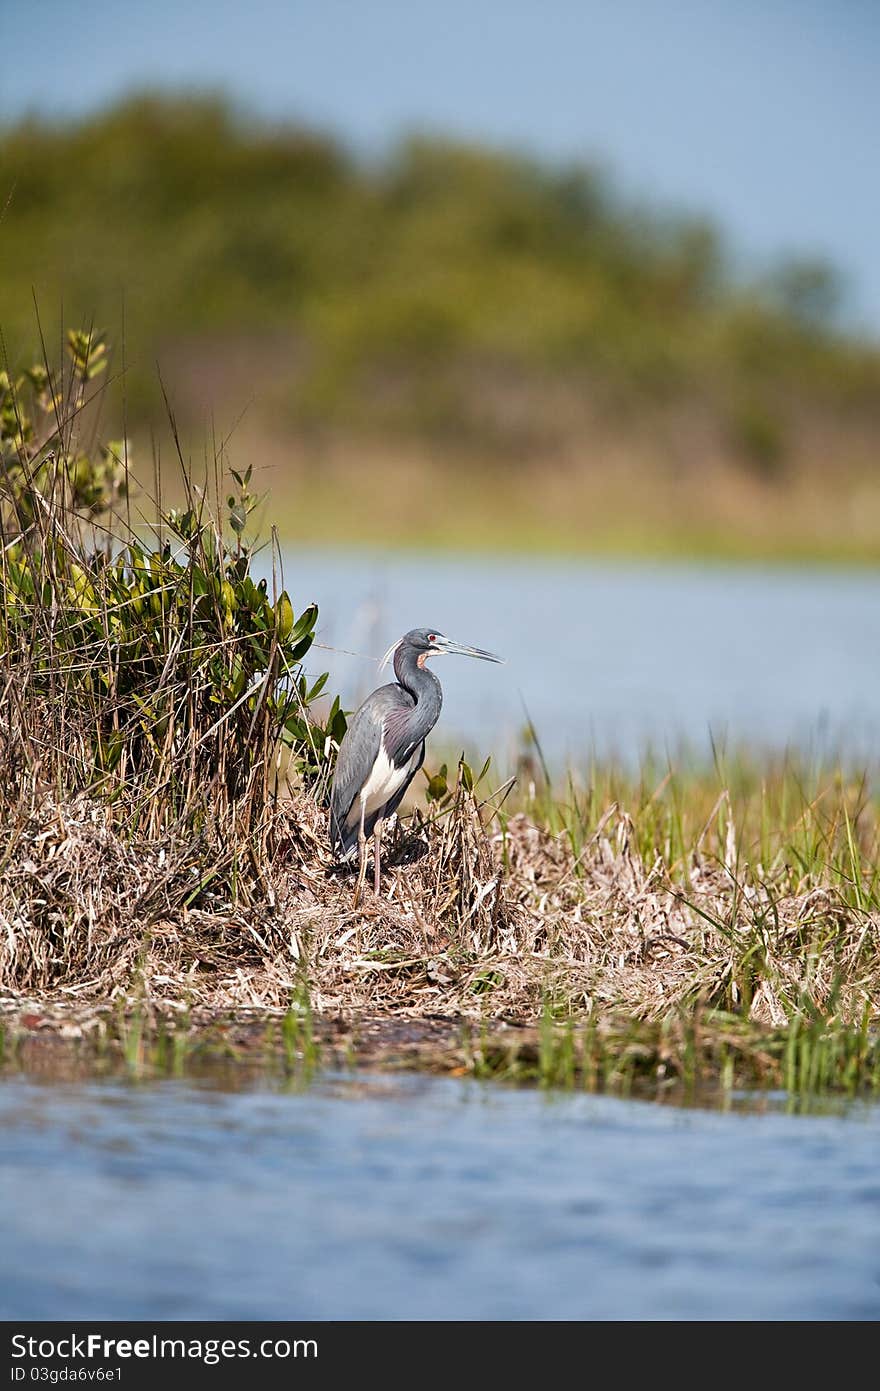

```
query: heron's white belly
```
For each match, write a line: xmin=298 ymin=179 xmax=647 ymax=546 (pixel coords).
xmin=347 ymin=745 xmax=415 ymax=829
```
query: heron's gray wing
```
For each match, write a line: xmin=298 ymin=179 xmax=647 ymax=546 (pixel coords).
xmin=329 ymin=685 xmax=414 ymax=854
xmin=382 ymin=702 xmax=424 ymax=768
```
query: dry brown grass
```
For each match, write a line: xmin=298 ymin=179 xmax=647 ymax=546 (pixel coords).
xmin=2 ymin=767 xmax=877 ymax=1042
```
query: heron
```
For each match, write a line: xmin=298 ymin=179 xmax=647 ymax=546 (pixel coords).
xmin=329 ymin=628 xmax=503 ymax=905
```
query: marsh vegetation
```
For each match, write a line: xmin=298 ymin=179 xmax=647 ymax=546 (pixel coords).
xmin=1 ymin=328 xmax=879 ymax=1107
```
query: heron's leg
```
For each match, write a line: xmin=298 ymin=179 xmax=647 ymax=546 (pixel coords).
xmin=353 ymin=799 xmax=368 ymax=909
xmin=373 ymin=818 xmax=383 ymax=896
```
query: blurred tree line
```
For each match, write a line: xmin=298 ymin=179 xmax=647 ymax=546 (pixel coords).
xmin=1 ymin=93 xmax=878 ymax=466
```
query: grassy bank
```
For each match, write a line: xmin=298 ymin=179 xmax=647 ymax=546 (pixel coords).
xmin=2 ymin=756 xmax=879 ymax=1103
xmin=3 ymin=95 xmax=880 ymax=564
xmin=4 ymin=1001 xmax=877 ymax=1110
xmin=242 ymin=428 xmax=880 ymax=566
xmin=2 ymin=331 xmax=879 ymax=1106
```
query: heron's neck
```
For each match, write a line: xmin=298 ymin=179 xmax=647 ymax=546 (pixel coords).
xmin=394 ymin=648 xmax=443 ymax=730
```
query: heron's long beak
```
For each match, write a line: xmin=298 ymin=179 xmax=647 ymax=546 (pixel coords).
xmin=438 ymin=638 xmax=504 ymax=664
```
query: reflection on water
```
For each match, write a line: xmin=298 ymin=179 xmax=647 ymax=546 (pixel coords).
xmin=2 ymin=1071 xmax=880 ymax=1320
xmin=269 ymin=550 xmax=880 ymax=765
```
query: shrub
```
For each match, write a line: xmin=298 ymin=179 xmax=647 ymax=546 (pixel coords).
xmin=0 ymin=329 xmax=346 ymax=851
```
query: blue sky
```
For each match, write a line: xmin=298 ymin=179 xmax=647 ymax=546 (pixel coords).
xmin=4 ymin=0 xmax=879 ymax=332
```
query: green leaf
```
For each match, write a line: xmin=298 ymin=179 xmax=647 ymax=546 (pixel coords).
xmin=305 ymin=671 xmax=329 ymax=702
xmin=190 ymin=566 xmax=209 ymax=596
xmin=426 ymin=772 xmax=449 ymax=802
xmin=290 ymin=602 xmax=318 ymax=639
xmin=275 ymin=591 xmax=294 ymax=639
xmin=290 ymin=636 xmax=313 ymax=662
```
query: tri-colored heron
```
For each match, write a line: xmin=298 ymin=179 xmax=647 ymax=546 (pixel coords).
xmin=329 ymin=628 xmax=503 ymax=905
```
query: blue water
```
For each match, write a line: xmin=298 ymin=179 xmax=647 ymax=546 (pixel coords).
xmin=271 ymin=551 xmax=880 ymax=766
xmin=3 ymin=1072 xmax=879 ymax=1320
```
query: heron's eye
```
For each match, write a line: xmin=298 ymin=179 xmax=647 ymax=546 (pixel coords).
xmin=428 ymin=634 xmax=437 ymax=644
